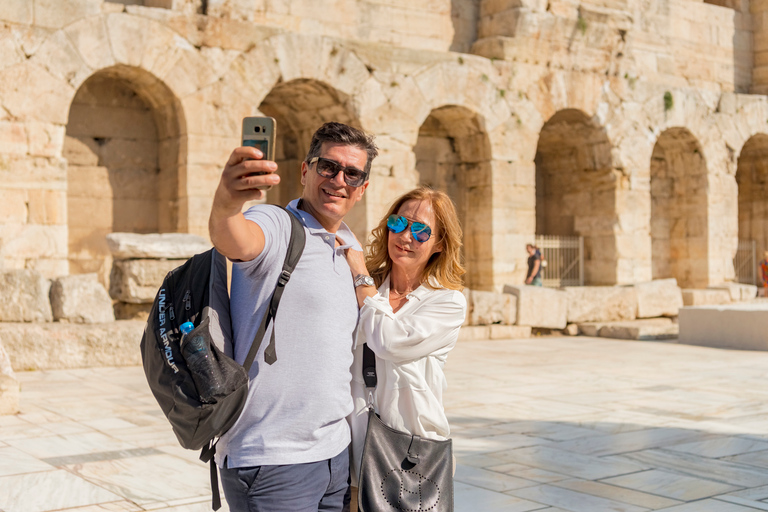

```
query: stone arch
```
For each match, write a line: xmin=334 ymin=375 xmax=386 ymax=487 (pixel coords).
xmin=535 ymin=109 xmax=618 ymax=285
xmin=414 ymin=105 xmax=492 ymax=290
xmin=63 ymin=65 xmax=184 ymax=282
xmin=736 ymin=134 xmax=768 ymax=263
xmin=412 ymin=61 xmax=510 ymax=136
xmin=258 ymin=79 xmax=366 ymax=236
xmin=650 ymin=128 xmax=709 ymax=288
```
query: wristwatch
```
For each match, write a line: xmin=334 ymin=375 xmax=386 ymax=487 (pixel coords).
xmin=354 ymin=274 xmax=375 ymax=288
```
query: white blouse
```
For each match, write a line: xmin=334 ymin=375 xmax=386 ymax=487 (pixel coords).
xmin=348 ymin=275 xmax=467 ymax=486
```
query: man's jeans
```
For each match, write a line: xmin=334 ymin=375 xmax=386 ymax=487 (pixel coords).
xmin=219 ymin=449 xmax=350 ymax=512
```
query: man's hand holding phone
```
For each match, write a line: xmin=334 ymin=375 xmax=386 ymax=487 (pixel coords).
xmin=213 ymin=146 xmax=280 ymax=215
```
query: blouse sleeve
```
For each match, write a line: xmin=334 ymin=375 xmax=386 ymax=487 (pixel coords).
xmin=358 ymin=289 xmax=467 ymax=363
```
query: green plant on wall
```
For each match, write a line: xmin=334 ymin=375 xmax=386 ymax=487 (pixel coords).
xmin=576 ymin=14 xmax=587 ymax=35
xmin=663 ymin=91 xmax=673 ymax=112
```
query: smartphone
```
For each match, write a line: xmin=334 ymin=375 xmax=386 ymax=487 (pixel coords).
xmin=242 ymin=116 xmax=277 ymax=190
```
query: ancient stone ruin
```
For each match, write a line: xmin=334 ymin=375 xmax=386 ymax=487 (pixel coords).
xmin=2 ymin=0 xmax=768 ymax=411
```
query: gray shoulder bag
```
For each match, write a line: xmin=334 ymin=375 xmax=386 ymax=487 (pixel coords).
xmin=357 ymin=343 xmax=454 ymax=512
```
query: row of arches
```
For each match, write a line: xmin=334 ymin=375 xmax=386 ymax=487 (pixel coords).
xmin=62 ymin=65 xmax=767 ymax=290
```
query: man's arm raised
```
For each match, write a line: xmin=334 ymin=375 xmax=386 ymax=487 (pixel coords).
xmin=209 ymin=147 xmax=281 ymax=262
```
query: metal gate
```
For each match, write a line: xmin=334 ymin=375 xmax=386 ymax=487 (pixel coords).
xmin=535 ymin=235 xmax=584 ymax=287
xmin=734 ymin=239 xmax=756 ymax=285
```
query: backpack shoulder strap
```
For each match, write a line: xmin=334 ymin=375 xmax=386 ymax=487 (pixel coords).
xmin=242 ymin=206 xmax=306 ymax=372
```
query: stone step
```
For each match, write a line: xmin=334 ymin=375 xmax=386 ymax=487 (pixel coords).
xmin=0 ymin=321 xmax=144 ymax=372
xmin=458 ymin=325 xmax=532 ymax=341
xmin=577 ymin=318 xmax=679 ymax=341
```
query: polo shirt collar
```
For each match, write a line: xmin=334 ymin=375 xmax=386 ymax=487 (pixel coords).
xmin=286 ymin=199 xmax=362 ymax=251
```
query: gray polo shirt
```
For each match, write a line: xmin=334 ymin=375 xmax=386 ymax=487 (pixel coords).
xmin=215 ymin=199 xmax=359 ymax=467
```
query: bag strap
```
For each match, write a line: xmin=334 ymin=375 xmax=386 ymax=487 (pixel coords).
xmin=362 ymin=343 xmax=377 ymax=388
xmin=243 ymin=206 xmax=306 ymax=372
xmin=362 ymin=343 xmax=378 ymax=411
xmin=200 ymin=441 xmax=221 ymax=510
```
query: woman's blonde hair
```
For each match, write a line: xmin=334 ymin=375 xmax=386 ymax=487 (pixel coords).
xmin=366 ymin=187 xmax=465 ymax=291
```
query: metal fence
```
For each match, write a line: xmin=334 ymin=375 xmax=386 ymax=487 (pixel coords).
xmin=534 ymin=235 xmax=584 ymax=287
xmin=734 ymin=239 xmax=757 ymax=285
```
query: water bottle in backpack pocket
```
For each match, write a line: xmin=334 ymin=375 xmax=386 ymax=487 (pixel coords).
xmin=180 ymin=321 xmax=226 ymax=403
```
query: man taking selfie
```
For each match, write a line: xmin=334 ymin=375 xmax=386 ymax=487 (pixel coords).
xmin=209 ymin=122 xmax=378 ymax=511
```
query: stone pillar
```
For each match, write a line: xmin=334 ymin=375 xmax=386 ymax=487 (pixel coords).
xmin=753 ymin=0 xmax=768 ymax=94
xmin=707 ymin=169 xmax=739 ymax=285
xmin=614 ymin=176 xmax=653 ymax=284
xmin=490 ymin=159 xmax=536 ymax=291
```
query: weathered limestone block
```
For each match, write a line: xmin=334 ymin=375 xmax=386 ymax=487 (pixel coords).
xmin=467 ymin=289 xmax=517 ymax=325
xmin=0 ymin=342 xmax=19 ymax=415
xmin=490 ymin=325 xmax=531 ymax=339
xmin=114 ymin=302 xmax=152 ymax=321
xmin=679 ymin=304 xmax=768 ymax=351
xmin=0 ymin=321 xmax=144 ymax=371
xmin=577 ymin=323 xmax=605 ymax=337
xmin=709 ymin=283 xmax=758 ymax=302
xmin=0 ymin=270 xmax=53 ymax=322
xmin=634 ymin=279 xmax=683 ymax=318
xmin=50 ymin=273 xmax=115 ymax=324
xmin=597 ymin=318 xmax=678 ymax=341
xmin=110 ymin=259 xmax=180 ymax=304
xmin=457 ymin=325 xmax=531 ymax=341
xmin=565 ymin=286 xmax=637 ymax=323
xmin=563 ymin=323 xmax=579 ymax=336
xmin=106 ymin=233 xmax=211 ymax=259
xmin=682 ymin=289 xmax=732 ymax=306
xmin=458 ymin=325 xmax=490 ymax=341
xmin=503 ymin=285 xmax=567 ymax=329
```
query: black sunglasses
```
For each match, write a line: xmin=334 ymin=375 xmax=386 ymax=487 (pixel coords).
xmin=308 ymin=157 xmax=368 ymax=188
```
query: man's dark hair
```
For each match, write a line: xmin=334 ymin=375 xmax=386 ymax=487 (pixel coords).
xmin=305 ymin=122 xmax=378 ymax=176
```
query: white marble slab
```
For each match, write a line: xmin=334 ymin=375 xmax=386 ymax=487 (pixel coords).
xmin=602 ymin=469 xmax=741 ymax=500
xmin=490 ymin=445 xmax=648 ymax=480
xmin=0 ymin=446 xmax=55 ymax=476
xmin=454 ymin=464 xmax=538 ymax=492
xmin=715 ymin=495 xmax=768 ymax=511
xmin=666 ymin=436 xmax=768 ymax=458
xmin=489 ymin=463 xmax=571 ymax=484
xmin=453 ymin=481 xmax=547 ymax=512
xmin=552 ymin=478 xmax=682 ymax=509
xmin=453 ymin=432 xmax=550 ymax=456
xmin=64 ymin=453 xmax=212 ymax=507
xmin=0 ymin=469 xmax=121 ymax=512
xmin=554 ymin=428 xmax=711 ymax=457
xmin=654 ymin=498 xmax=768 ymax=511
xmin=509 ymin=483 xmax=650 ymax=512
xmin=494 ymin=420 xmax=604 ymax=442
xmin=55 ymin=501 xmax=143 ymax=511
xmin=619 ymin=448 xmax=768 ymax=487
xmin=8 ymin=431 xmax=138 ymax=459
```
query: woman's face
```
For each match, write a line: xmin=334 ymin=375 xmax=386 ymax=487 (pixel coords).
xmin=387 ymin=199 xmax=442 ymax=276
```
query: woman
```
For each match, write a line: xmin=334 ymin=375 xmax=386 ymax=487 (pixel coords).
xmin=345 ymin=187 xmax=467 ymax=509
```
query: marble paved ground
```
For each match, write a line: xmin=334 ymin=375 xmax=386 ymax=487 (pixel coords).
xmin=3 ymin=336 xmax=768 ymax=512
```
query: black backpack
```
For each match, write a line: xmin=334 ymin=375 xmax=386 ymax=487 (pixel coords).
xmin=140 ymin=207 xmax=305 ymax=509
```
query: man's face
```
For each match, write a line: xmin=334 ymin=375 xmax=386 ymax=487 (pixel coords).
xmin=300 ymin=142 xmax=369 ymax=231
xmin=527 ymin=245 xmax=535 ymax=256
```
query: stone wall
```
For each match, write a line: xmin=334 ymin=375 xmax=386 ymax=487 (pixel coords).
xmin=0 ymin=0 xmax=767 ymax=292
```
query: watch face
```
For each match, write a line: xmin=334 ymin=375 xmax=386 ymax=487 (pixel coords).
xmin=356 ymin=275 xmax=374 ymax=287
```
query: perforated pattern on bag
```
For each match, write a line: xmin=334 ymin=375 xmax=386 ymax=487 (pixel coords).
xmin=380 ymin=469 xmax=441 ymax=511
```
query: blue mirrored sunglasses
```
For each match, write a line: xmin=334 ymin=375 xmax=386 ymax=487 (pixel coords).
xmin=386 ymin=215 xmax=432 ymax=243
